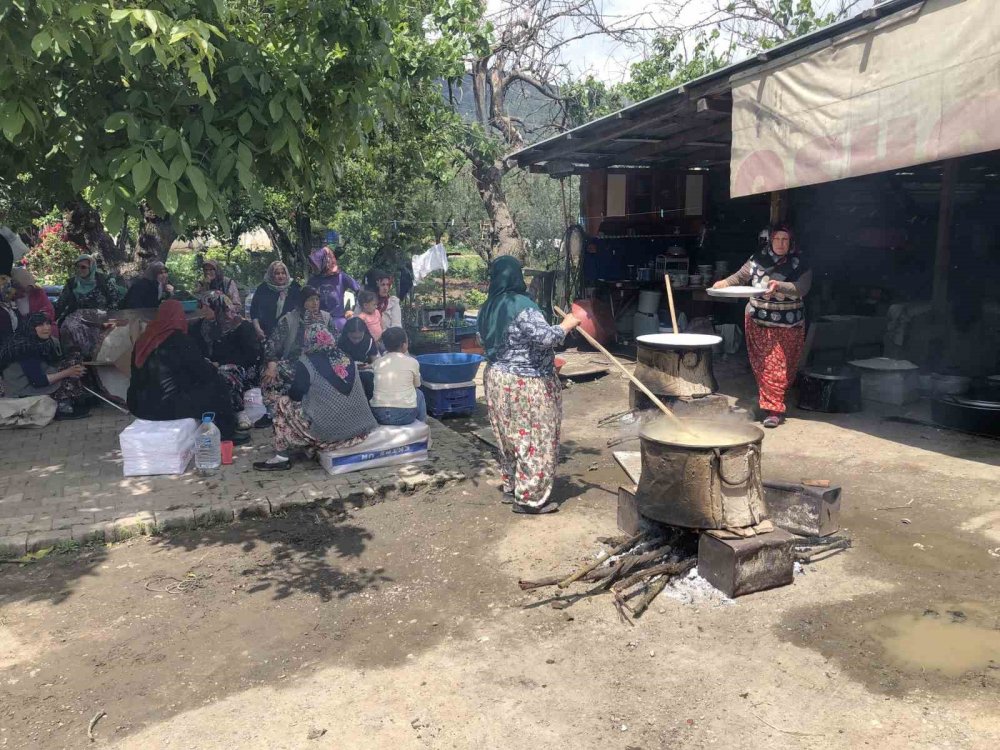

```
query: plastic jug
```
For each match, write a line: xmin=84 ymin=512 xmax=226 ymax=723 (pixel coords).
xmin=194 ymin=412 xmax=221 ymax=474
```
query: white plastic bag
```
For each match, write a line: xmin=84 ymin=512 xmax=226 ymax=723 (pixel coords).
xmin=238 ymin=387 xmax=267 ymax=425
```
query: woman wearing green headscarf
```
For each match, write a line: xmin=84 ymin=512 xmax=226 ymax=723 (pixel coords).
xmin=54 ymin=253 xmax=121 ymax=358
xmin=478 ymin=256 xmax=580 ymax=514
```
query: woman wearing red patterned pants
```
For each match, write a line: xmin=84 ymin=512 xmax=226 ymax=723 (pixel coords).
xmin=712 ymin=224 xmax=811 ymax=428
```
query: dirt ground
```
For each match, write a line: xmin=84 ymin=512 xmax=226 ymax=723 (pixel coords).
xmin=1 ymin=354 xmax=999 ymax=749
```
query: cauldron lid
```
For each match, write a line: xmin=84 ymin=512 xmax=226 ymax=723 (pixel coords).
xmin=803 ymin=367 xmax=859 ymax=381
xmin=637 ymin=333 xmax=722 ymax=349
xmin=640 ymin=418 xmax=764 ymax=448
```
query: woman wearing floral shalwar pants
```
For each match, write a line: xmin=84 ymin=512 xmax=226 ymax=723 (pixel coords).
xmin=478 ymin=257 xmax=580 ymax=515
xmin=712 ymin=223 xmax=811 ymax=428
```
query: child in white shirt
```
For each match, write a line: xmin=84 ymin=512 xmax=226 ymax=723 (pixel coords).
xmin=369 ymin=327 xmax=426 ymax=425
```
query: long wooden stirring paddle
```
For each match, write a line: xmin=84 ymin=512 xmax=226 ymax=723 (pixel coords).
xmin=554 ymin=305 xmax=691 ymax=434
xmin=663 ymin=274 xmax=679 ymax=334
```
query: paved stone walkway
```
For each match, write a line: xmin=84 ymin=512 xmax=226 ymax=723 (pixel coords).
xmin=0 ymin=409 xmax=491 ymax=556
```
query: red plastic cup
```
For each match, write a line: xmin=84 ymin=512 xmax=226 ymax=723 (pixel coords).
xmin=220 ymin=440 xmax=234 ymax=465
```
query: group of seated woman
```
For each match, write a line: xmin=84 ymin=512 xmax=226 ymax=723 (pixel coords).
xmin=120 ymin=258 xmax=420 ymax=471
xmin=0 ymin=272 xmax=89 ymax=420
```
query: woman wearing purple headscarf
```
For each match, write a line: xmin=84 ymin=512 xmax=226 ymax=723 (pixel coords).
xmin=306 ymin=246 xmax=359 ymax=331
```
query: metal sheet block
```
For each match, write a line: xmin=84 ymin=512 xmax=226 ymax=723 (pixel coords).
xmin=698 ymin=528 xmax=795 ymax=598
xmin=764 ymin=481 xmax=841 ymax=537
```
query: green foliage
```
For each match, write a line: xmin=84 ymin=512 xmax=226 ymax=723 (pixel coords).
xmin=622 ymin=31 xmax=732 ymax=103
xmin=463 ymin=287 xmax=487 ymax=308
xmin=23 ymin=224 xmax=85 ymax=285
xmin=446 ymin=255 xmax=487 ymax=282
xmin=0 ymin=0 xmax=480 ymax=233
xmin=165 ymin=244 xmax=273 ymax=294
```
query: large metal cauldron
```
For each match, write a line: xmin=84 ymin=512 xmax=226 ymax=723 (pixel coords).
xmin=636 ymin=419 xmax=767 ymax=529
xmin=633 ymin=334 xmax=720 ymax=398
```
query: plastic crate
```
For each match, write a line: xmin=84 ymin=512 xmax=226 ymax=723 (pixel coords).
xmin=421 ymin=381 xmax=477 ymax=417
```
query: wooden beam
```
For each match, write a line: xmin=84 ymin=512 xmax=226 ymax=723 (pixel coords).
xmin=769 ymin=191 xmax=789 ymax=224
xmin=696 ymin=96 xmax=733 ymax=115
xmin=932 ymin=159 xmax=958 ymax=315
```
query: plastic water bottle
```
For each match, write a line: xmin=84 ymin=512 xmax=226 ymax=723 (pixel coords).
xmin=194 ymin=413 xmax=221 ymax=475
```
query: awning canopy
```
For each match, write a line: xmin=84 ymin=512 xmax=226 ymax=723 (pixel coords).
xmin=730 ymin=0 xmax=1000 ymax=198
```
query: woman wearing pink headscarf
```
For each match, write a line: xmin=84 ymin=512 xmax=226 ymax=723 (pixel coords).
xmin=306 ymin=246 xmax=359 ymax=331
xmin=11 ymin=268 xmax=58 ymax=338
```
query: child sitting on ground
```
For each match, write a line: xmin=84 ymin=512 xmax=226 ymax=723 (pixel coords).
xmin=369 ymin=327 xmax=426 ymax=426
xmin=355 ymin=289 xmax=383 ymax=344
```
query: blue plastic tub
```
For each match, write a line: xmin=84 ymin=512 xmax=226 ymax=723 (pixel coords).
xmin=416 ymin=353 xmax=484 ymax=384
xmin=180 ymin=299 xmax=200 ymax=313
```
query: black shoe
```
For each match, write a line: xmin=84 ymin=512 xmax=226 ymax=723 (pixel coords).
xmin=54 ymin=402 xmax=88 ymax=421
xmin=254 ymin=457 xmax=292 ymax=471
xmin=231 ymin=432 xmax=252 ymax=446
xmin=253 ymin=414 xmax=273 ymax=429
xmin=500 ymin=485 xmax=514 ymax=504
xmin=512 ymin=501 xmax=559 ymax=515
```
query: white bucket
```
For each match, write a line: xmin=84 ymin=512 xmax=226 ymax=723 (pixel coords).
xmin=637 ymin=290 xmax=661 ymax=314
xmin=633 ymin=312 xmax=659 ymax=337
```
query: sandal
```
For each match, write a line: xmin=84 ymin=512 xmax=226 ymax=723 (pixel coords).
xmin=254 ymin=456 xmax=292 ymax=471
xmin=500 ymin=486 xmax=514 ymax=504
xmin=512 ymin=501 xmax=559 ymax=515
xmin=762 ymin=413 xmax=784 ymax=428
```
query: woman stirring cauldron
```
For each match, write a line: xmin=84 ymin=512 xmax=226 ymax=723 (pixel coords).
xmin=478 ymin=257 xmax=580 ymax=514
xmin=712 ymin=223 xmax=812 ymax=427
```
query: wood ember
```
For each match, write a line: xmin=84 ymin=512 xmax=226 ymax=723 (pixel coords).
xmin=519 ymin=531 xmax=697 ymax=620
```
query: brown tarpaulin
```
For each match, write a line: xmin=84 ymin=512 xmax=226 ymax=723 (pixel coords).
xmin=730 ymin=0 xmax=1000 ymax=197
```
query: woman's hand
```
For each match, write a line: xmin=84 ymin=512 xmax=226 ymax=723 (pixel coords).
xmin=559 ymin=312 xmax=581 ymax=333
xmin=262 ymin=361 xmax=279 ymax=385
xmin=710 ymin=280 xmax=726 ymax=289
xmin=59 ymin=364 xmax=86 ymax=380
xmin=254 ymin=322 xmax=267 ymax=340
xmin=763 ymin=280 xmax=782 ymax=298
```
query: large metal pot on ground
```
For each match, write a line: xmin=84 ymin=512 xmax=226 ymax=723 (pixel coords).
xmin=636 ymin=418 xmax=767 ymax=530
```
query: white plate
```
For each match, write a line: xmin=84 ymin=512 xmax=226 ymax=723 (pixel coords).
xmin=637 ymin=333 xmax=723 ymax=348
xmin=706 ymin=286 xmax=767 ymax=298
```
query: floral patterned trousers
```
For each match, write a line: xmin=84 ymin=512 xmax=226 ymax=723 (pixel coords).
xmin=484 ymin=366 xmax=562 ymax=509
xmin=744 ymin=314 xmax=805 ymax=414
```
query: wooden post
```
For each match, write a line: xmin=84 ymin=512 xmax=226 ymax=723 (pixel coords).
xmin=932 ymin=159 xmax=958 ymax=315
xmin=769 ymin=190 xmax=788 ymax=225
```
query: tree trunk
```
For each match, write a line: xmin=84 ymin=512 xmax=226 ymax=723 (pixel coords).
xmin=262 ymin=217 xmax=297 ymax=273
xmin=62 ymin=200 xmax=124 ymax=269
xmin=134 ymin=203 xmax=177 ymax=274
xmin=472 ymin=159 xmax=524 ymax=261
xmin=293 ymin=209 xmax=312 ymax=276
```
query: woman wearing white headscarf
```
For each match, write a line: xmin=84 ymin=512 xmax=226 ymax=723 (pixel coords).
xmin=249 ymin=260 xmax=301 ymax=340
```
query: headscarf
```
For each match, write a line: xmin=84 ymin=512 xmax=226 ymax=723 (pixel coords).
xmin=477 ymin=256 xmax=539 ymax=362
xmin=299 ymin=286 xmax=324 ymax=322
xmin=753 ymin=223 xmax=808 ymax=283
xmin=301 ymin=321 xmax=355 ymax=396
xmin=199 ymin=290 xmax=242 ymax=347
xmin=265 ymin=261 xmax=292 ymax=293
xmin=0 ymin=311 xmax=60 ymax=372
xmin=143 ymin=261 xmax=166 ymax=281
xmin=133 ymin=299 xmax=188 ymax=368
xmin=143 ymin=261 xmax=167 ymax=298
xmin=309 ymin=246 xmax=339 ymax=276
xmin=72 ymin=254 xmax=97 ymax=298
xmin=369 ymin=269 xmax=393 ymax=314
xmin=338 ymin=316 xmax=375 ymax=363
xmin=11 ymin=267 xmax=34 ymax=288
xmin=201 ymin=260 xmax=228 ymax=292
